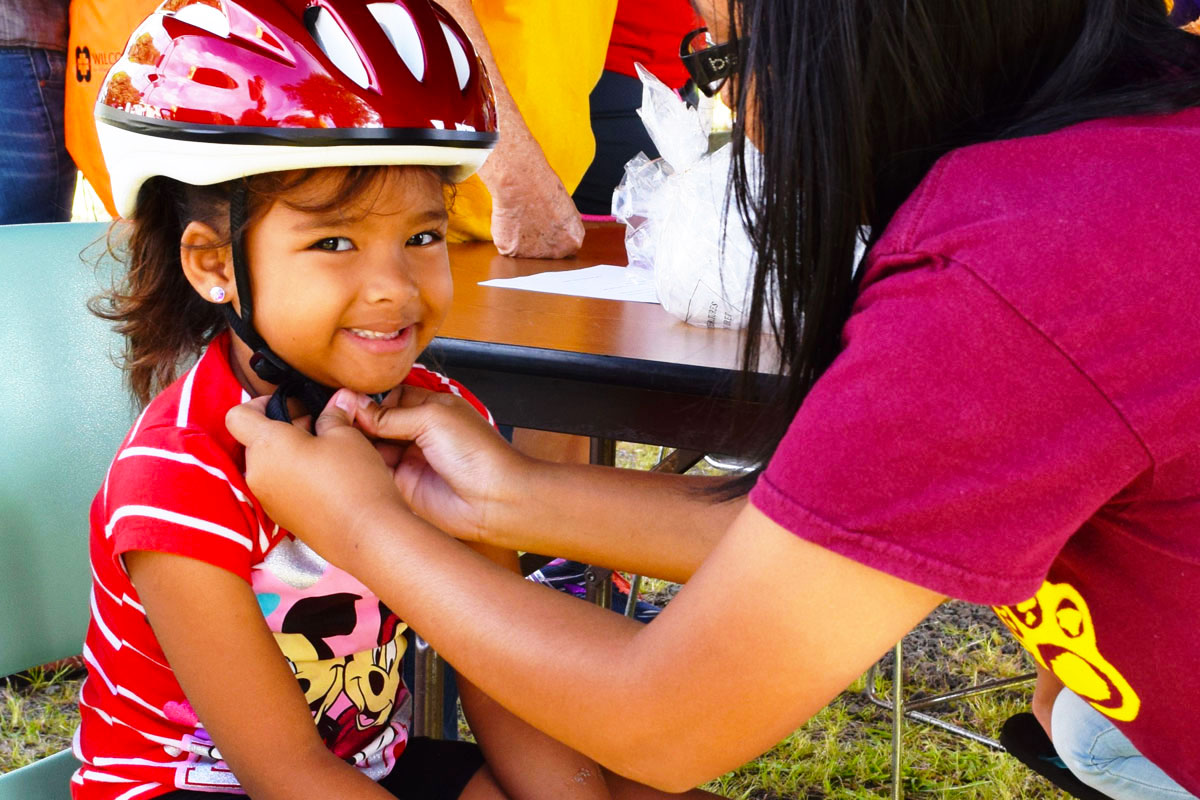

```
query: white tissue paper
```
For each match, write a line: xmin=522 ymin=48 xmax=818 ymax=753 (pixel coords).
xmin=612 ymin=64 xmax=767 ymax=329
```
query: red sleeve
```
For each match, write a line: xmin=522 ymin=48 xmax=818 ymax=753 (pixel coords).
xmin=748 ymin=254 xmax=1150 ymax=605
xmin=405 ymin=364 xmax=497 ymax=429
xmin=102 ymin=425 xmax=261 ymax=582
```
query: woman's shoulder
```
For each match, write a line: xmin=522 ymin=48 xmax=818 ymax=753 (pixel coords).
xmin=876 ymin=107 xmax=1200 ymax=263
xmin=853 ymin=107 xmax=1200 ymax=467
xmin=867 ymin=107 xmax=1200 ymax=300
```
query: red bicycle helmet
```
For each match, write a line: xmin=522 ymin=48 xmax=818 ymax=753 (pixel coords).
xmin=96 ymin=0 xmax=498 ymax=217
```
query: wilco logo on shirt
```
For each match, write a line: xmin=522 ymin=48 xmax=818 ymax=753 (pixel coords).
xmin=994 ymin=581 xmax=1141 ymax=723
xmin=74 ymin=46 xmax=122 ymax=83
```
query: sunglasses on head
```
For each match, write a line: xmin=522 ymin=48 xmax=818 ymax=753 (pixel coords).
xmin=679 ymin=27 xmax=738 ymax=97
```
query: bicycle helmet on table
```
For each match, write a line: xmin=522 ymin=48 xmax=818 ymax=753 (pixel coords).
xmin=95 ymin=0 xmax=498 ymax=422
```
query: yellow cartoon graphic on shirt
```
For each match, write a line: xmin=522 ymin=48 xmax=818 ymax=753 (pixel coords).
xmin=344 ymin=633 xmax=405 ymax=730
xmin=274 ymin=631 xmax=345 ymax=721
xmin=267 ymin=591 xmax=411 ymax=764
xmin=994 ymin=581 xmax=1140 ymax=723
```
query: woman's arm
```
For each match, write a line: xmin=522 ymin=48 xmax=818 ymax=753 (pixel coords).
xmin=377 ymin=388 xmax=743 ymax=582
xmin=482 ymin=459 xmax=744 ymax=583
xmin=324 ymin=503 xmax=942 ymax=792
xmin=225 ymin=395 xmax=942 ymax=788
xmin=125 ymin=551 xmax=398 ymax=800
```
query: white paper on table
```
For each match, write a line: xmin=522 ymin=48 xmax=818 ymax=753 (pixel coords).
xmin=478 ymin=264 xmax=660 ymax=303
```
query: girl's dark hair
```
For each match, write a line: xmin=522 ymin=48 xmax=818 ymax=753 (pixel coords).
xmin=725 ymin=0 xmax=1200 ymax=490
xmin=91 ymin=165 xmax=450 ymax=407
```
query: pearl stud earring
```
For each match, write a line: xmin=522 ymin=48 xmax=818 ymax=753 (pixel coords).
xmin=209 ymin=286 xmax=226 ymax=303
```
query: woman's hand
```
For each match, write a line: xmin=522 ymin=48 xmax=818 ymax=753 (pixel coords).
xmin=354 ymin=385 xmax=533 ymax=543
xmin=225 ymin=393 xmax=407 ymax=568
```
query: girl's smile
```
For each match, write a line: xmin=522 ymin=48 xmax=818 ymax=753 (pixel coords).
xmin=341 ymin=324 xmax=415 ymax=351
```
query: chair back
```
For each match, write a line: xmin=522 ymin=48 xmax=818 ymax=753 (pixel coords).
xmin=0 ymin=221 xmax=132 ymax=677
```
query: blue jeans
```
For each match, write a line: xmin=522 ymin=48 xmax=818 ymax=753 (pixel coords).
xmin=0 ymin=46 xmax=76 ymax=223
xmin=1053 ymin=688 xmax=1197 ymax=800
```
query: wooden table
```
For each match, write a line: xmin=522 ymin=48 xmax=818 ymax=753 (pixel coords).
xmin=427 ymin=224 xmax=776 ymax=456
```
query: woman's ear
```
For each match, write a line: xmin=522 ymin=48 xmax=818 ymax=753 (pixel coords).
xmin=180 ymin=221 xmax=237 ymax=310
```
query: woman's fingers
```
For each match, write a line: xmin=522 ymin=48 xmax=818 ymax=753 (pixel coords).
xmin=228 ymin=386 xmax=514 ymax=545
xmin=314 ymin=389 xmax=358 ymax=436
xmin=354 ymin=390 xmax=457 ymax=443
xmin=375 ymin=440 xmax=406 ymax=470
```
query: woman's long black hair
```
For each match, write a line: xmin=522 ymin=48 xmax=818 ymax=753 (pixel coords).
xmin=725 ymin=0 xmax=1200 ymax=488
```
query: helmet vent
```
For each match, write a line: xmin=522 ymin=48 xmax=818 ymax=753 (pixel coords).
xmin=439 ymin=22 xmax=470 ymax=91
xmin=304 ymin=6 xmax=370 ymax=89
xmin=172 ymin=2 xmax=230 ymax=38
xmin=368 ymin=3 xmax=425 ymax=83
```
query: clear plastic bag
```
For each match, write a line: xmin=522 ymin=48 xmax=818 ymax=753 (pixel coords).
xmin=612 ymin=65 xmax=762 ymax=329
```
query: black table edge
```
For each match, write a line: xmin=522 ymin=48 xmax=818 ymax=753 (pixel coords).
xmin=423 ymin=337 xmax=781 ymax=401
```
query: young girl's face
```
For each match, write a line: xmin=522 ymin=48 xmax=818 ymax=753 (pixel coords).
xmin=234 ymin=166 xmax=451 ymax=396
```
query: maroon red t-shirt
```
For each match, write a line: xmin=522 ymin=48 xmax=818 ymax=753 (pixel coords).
xmin=749 ymin=108 xmax=1200 ymax=792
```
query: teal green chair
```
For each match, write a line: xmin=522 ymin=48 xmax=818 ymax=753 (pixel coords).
xmin=0 ymin=222 xmax=133 ymax=798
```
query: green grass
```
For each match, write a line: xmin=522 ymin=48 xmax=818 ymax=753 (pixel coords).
xmin=1 ymin=664 xmax=81 ymax=771
xmin=0 ymin=443 xmax=1071 ymax=798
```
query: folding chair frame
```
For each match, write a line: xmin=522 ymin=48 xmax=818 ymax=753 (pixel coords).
xmin=864 ymin=639 xmax=1036 ymax=799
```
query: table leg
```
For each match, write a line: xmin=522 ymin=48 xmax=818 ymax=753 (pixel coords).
xmin=412 ymin=634 xmax=445 ymax=739
xmin=589 ymin=437 xmax=617 ymax=467
xmin=585 ymin=438 xmax=617 ymax=608
xmin=584 ymin=565 xmax=614 ymax=608
xmin=620 ymin=449 xmax=703 ymax=618
xmin=623 ymin=574 xmax=643 ymax=619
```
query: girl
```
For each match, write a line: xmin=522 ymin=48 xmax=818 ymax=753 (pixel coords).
xmin=75 ymin=3 xmax=720 ymax=800
xmin=227 ymin=1 xmax=1200 ymax=799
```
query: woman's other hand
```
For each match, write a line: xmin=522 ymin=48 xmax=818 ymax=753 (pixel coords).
xmin=355 ymin=385 xmax=532 ymax=543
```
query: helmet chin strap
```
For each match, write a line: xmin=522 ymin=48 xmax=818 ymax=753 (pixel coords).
xmin=225 ymin=182 xmax=336 ymax=425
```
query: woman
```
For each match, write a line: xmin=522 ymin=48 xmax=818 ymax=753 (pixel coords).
xmin=225 ymin=1 xmax=1200 ymax=797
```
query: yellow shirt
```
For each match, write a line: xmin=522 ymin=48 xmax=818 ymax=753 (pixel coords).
xmin=447 ymin=0 xmax=618 ymax=242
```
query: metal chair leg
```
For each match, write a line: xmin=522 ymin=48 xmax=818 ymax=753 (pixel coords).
xmin=865 ymin=647 xmax=1036 ymax=751
xmin=863 ymin=634 xmax=1038 ymax=798
xmin=891 ymin=641 xmax=904 ymax=800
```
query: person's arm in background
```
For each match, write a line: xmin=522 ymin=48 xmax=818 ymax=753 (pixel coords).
xmin=439 ymin=0 xmax=587 ymax=258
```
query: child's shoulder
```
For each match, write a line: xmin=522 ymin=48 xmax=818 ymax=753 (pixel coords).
xmin=100 ymin=380 xmax=261 ymax=567
xmin=130 ymin=337 xmax=247 ymax=449
xmin=404 ymin=364 xmax=494 ymax=426
xmin=111 ymin=349 xmax=249 ymax=491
